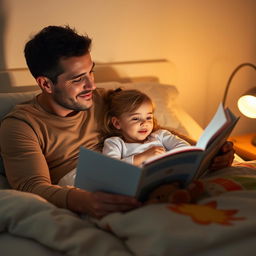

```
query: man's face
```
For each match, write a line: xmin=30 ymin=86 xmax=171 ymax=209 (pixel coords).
xmin=52 ymin=53 xmax=96 ymax=111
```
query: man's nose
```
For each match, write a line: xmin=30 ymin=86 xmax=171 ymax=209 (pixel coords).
xmin=84 ymin=77 xmax=96 ymax=90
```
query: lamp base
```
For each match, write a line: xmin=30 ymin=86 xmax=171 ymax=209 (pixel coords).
xmin=252 ymin=136 xmax=256 ymax=147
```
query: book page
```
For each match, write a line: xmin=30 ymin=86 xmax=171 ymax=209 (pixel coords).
xmin=196 ymin=104 xmax=227 ymax=149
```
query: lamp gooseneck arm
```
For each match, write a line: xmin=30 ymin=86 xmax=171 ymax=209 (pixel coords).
xmin=222 ymin=63 xmax=256 ymax=107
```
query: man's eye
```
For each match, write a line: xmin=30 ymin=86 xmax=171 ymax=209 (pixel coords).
xmin=147 ymin=116 xmax=153 ymax=120
xmin=72 ymin=77 xmax=82 ymax=83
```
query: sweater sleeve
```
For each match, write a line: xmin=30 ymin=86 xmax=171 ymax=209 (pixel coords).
xmin=0 ymin=118 xmax=71 ymax=209
xmin=102 ymin=137 xmax=134 ymax=164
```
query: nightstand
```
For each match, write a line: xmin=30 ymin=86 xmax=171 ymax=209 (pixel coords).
xmin=229 ymin=133 xmax=256 ymax=160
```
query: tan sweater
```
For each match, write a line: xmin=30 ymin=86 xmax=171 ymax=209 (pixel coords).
xmin=0 ymin=88 xmax=105 ymax=208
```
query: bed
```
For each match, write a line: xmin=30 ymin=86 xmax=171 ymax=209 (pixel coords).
xmin=1 ymin=64 xmax=256 ymax=255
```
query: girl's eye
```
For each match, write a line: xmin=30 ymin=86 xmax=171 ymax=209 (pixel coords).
xmin=131 ymin=117 xmax=139 ymax=121
xmin=147 ymin=116 xmax=153 ymax=120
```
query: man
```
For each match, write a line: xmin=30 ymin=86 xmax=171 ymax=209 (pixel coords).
xmin=0 ymin=25 xmax=234 ymax=218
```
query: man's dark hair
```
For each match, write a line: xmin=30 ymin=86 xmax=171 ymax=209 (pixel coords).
xmin=24 ymin=25 xmax=92 ymax=84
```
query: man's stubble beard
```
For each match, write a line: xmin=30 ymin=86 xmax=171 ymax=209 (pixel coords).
xmin=53 ymin=87 xmax=92 ymax=111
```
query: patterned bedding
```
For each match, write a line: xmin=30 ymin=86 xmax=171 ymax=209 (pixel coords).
xmin=0 ymin=161 xmax=256 ymax=256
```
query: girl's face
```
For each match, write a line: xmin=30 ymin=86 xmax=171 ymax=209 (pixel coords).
xmin=112 ymin=101 xmax=154 ymax=143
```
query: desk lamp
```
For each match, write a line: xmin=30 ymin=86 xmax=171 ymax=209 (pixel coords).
xmin=222 ymin=62 xmax=256 ymax=146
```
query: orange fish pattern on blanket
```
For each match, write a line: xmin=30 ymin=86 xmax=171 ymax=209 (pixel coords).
xmin=168 ymin=201 xmax=246 ymax=225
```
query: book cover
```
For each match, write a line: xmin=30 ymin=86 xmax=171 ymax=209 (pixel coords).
xmin=75 ymin=103 xmax=239 ymax=201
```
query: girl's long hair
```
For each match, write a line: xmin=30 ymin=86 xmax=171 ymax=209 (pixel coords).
xmin=102 ymin=88 xmax=160 ymax=140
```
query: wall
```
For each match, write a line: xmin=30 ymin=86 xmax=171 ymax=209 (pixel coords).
xmin=0 ymin=0 xmax=255 ymax=134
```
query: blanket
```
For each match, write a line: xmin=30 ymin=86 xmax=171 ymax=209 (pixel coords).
xmin=1 ymin=162 xmax=256 ymax=256
xmin=0 ymin=189 xmax=132 ymax=256
xmin=95 ymin=162 xmax=256 ymax=255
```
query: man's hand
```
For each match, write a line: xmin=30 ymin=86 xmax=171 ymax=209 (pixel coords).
xmin=209 ymin=141 xmax=235 ymax=171
xmin=67 ymin=188 xmax=141 ymax=219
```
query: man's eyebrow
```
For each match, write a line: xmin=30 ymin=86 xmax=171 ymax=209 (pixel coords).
xmin=70 ymin=62 xmax=95 ymax=79
xmin=71 ymin=73 xmax=86 ymax=80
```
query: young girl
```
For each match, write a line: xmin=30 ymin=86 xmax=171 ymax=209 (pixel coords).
xmin=102 ymin=88 xmax=204 ymax=203
xmin=102 ymin=88 xmax=190 ymax=166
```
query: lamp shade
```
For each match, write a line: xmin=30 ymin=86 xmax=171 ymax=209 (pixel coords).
xmin=237 ymin=87 xmax=256 ymax=118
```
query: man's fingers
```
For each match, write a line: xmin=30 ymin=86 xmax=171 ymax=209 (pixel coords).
xmin=210 ymin=154 xmax=234 ymax=170
xmin=94 ymin=192 xmax=140 ymax=205
xmin=221 ymin=141 xmax=234 ymax=153
xmin=89 ymin=194 xmax=141 ymax=218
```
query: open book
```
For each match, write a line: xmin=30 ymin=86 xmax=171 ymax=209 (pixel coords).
xmin=75 ymin=103 xmax=239 ymax=202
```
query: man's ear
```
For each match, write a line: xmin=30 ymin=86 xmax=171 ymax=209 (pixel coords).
xmin=36 ymin=76 xmax=54 ymax=94
xmin=111 ymin=117 xmax=121 ymax=129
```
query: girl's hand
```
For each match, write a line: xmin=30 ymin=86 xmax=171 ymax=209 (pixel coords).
xmin=133 ymin=146 xmax=166 ymax=166
xmin=67 ymin=188 xmax=141 ymax=219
